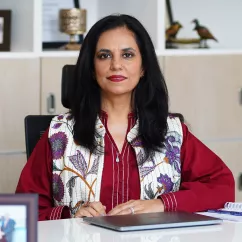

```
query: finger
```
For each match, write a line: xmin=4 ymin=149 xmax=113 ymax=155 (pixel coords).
xmin=115 ymin=207 xmax=136 ymax=215
xmin=108 ymin=200 xmax=136 ymax=216
xmin=75 ymin=208 xmax=93 ymax=218
xmin=89 ymin=202 xmax=106 ymax=216
xmin=85 ymin=206 xmax=102 ymax=217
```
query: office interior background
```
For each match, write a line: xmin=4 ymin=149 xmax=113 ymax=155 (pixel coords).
xmin=0 ymin=0 xmax=242 ymax=202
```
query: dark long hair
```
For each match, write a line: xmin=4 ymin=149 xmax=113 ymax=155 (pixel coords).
xmin=70 ymin=14 xmax=169 ymax=158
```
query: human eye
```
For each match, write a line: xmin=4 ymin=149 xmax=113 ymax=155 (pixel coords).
xmin=97 ymin=53 xmax=111 ymax=59
xmin=122 ymin=52 xmax=135 ymax=58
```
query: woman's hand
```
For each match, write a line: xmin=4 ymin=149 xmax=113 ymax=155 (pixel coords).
xmin=107 ymin=199 xmax=164 ymax=216
xmin=74 ymin=201 xmax=106 ymax=218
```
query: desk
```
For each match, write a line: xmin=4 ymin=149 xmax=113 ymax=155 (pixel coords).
xmin=38 ymin=218 xmax=242 ymax=242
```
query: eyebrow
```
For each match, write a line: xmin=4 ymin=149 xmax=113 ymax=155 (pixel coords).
xmin=97 ymin=47 xmax=136 ymax=53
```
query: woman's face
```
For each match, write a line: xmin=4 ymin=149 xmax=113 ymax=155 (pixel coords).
xmin=94 ymin=27 xmax=143 ymax=97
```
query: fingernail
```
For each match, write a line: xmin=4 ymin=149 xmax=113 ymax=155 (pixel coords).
xmin=101 ymin=213 xmax=105 ymax=216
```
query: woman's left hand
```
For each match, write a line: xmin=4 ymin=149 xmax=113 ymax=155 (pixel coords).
xmin=107 ymin=199 xmax=164 ymax=216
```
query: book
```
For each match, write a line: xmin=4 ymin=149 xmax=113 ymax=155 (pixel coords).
xmin=198 ymin=202 xmax=242 ymax=222
xmin=208 ymin=202 xmax=242 ymax=215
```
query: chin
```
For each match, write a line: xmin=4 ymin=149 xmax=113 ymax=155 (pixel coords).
xmin=106 ymin=88 xmax=133 ymax=96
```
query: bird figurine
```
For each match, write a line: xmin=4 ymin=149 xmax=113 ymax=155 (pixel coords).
xmin=192 ymin=19 xmax=218 ymax=48
xmin=166 ymin=21 xmax=183 ymax=41
xmin=165 ymin=21 xmax=183 ymax=48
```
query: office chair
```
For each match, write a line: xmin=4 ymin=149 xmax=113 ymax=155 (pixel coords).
xmin=24 ymin=115 xmax=55 ymax=159
xmin=24 ymin=64 xmax=185 ymax=159
xmin=24 ymin=64 xmax=75 ymax=159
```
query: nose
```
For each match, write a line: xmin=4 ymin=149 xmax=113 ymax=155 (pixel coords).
xmin=110 ymin=56 xmax=122 ymax=71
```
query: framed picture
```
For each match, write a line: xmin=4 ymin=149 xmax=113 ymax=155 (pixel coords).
xmin=0 ymin=10 xmax=11 ymax=51
xmin=0 ymin=194 xmax=38 ymax=242
xmin=165 ymin=0 xmax=174 ymax=28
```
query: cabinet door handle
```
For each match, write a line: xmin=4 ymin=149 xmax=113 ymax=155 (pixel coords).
xmin=240 ymin=89 xmax=242 ymax=105
xmin=47 ymin=93 xmax=56 ymax=114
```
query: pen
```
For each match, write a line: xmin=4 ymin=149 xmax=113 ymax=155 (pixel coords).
xmin=207 ymin=209 xmax=242 ymax=216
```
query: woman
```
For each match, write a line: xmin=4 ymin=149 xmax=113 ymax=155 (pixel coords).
xmin=16 ymin=14 xmax=235 ymax=220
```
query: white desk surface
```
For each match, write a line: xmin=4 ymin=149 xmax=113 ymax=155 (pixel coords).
xmin=38 ymin=217 xmax=242 ymax=242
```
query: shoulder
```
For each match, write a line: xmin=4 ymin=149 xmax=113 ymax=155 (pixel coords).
xmin=48 ymin=113 xmax=74 ymax=137
xmin=167 ymin=115 xmax=183 ymax=135
xmin=51 ymin=113 xmax=74 ymax=124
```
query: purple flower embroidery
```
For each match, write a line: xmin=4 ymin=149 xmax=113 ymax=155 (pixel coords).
xmin=53 ymin=174 xmax=64 ymax=202
xmin=69 ymin=150 xmax=88 ymax=178
xmin=57 ymin=115 xmax=64 ymax=120
xmin=131 ymin=137 xmax=143 ymax=147
xmin=87 ymin=158 xmax=99 ymax=176
xmin=140 ymin=166 xmax=155 ymax=179
xmin=164 ymin=131 xmax=181 ymax=173
xmin=157 ymin=174 xmax=174 ymax=193
xmin=49 ymin=132 xmax=68 ymax=159
xmin=52 ymin=123 xmax=62 ymax=129
xmin=66 ymin=114 xmax=72 ymax=120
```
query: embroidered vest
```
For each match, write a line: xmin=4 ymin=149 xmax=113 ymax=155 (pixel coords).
xmin=49 ymin=113 xmax=183 ymax=216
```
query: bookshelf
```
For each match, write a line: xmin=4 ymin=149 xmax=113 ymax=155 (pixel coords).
xmin=0 ymin=0 xmax=165 ymax=57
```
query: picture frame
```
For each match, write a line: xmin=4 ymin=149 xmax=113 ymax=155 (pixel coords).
xmin=0 ymin=10 xmax=11 ymax=51
xmin=166 ymin=0 xmax=174 ymax=26
xmin=0 ymin=194 xmax=38 ymax=242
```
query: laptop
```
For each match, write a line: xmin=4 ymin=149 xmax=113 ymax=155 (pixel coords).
xmin=83 ymin=212 xmax=222 ymax=232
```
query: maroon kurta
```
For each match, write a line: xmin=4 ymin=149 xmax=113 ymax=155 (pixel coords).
xmin=16 ymin=116 xmax=235 ymax=220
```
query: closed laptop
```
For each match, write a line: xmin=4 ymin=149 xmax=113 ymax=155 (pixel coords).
xmin=83 ymin=212 xmax=222 ymax=232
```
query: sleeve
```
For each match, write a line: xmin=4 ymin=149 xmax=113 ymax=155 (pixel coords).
xmin=15 ymin=129 xmax=71 ymax=221
xmin=160 ymin=123 xmax=235 ymax=212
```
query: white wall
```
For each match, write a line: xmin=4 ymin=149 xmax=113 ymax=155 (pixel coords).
xmin=171 ymin=0 xmax=242 ymax=49
xmin=0 ymin=0 xmax=34 ymax=51
xmin=97 ymin=0 xmax=159 ymax=48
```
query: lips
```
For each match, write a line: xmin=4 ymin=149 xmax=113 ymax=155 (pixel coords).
xmin=107 ymin=75 xmax=127 ymax=82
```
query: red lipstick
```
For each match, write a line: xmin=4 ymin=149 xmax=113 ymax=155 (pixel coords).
xmin=107 ymin=75 xmax=127 ymax=82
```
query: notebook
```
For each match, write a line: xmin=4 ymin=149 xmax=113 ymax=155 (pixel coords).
xmin=83 ymin=212 xmax=222 ymax=232
xmin=202 ymin=202 xmax=242 ymax=222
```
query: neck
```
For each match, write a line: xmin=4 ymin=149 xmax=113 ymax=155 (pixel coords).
xmin=101 ymin=93 xmax=133 ymax=119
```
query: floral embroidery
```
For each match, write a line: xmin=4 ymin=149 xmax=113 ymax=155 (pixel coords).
xmin=53 ymin=162 xmax=62 ymax=171
xmin=164 ymin=131 xmax=181 ymax=173
xmin=131 ymin=136 xmax=143 ymax=147
xmin=157 ymin=174 xmax=174 ymax=193
xmin=69 ymin=150 xmax=88 ymax=178
xmin=144 ymin=182 xmax=155 ymax=199
xmin=66 ymin=176 xmax=78 ymax=197
xmin=52 ymin=123 xmax=62 ymax=129
xmin=136 ymin=150 xmax=146 ymax=166
xmin=58 ymin=115 xmax=64 ymax=120
xmin=50 ymin=113 xmax=182 ymax=211
xmin=53 ymin=174 xmax=64 ymax=202
xmin=139 ymin=157 xmax=156 ymax=179
xmin=49 ymin=132 xmax=68 ymax=159
xmin=87 ymin=158 xmax=99 ymax=175
xmin=66 ymin=114 xmax=72 ymax=120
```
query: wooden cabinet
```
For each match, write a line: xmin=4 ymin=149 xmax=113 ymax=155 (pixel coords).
xmin=0 ymin=154 xmax=26 ymax=193
xmin=0 ymin=58 xmax=40 ymax=192
xmin=40 ymin=57 xmax=77 ymax=115
xmin=0 ymin=58 xmax=40 ymax=151
xmin=163 ymin=54 xmax=242 ymax=201
xmin=163 ymin=55 xmax=242 ymax=140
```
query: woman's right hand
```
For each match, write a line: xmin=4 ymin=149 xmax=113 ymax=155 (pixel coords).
xmin=74 ymin=201 xmax=106 ymax=218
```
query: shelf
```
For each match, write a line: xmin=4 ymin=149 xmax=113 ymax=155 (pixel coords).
xmin=156 ymin=49 xmax=242 ymax=56
xmin=1 ymin=0 xmax=242 ymax=56
xmin=0 ymin=52 xmax=38 ymax=59
xmin=39 ymin=51 xmax=79 ymax=58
